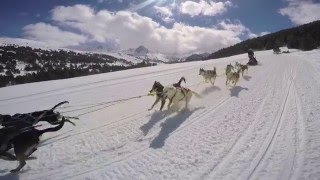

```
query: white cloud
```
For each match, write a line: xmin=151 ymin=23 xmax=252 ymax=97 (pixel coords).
xmin=248 ymin=33 xmax=258 ymax=39
xmin=52 ymin=4 xmax=94 ymax=22
xmin=22 ymin=4 xmax=250 ymax=55
xmin=98 ymin=0 xmax=122 ymax=3
xmin=180 ymin=0 xmax=232 ymax=17
xmin=246 ymin=31 xmax=270 ymax=39
xmin=23 ymin=22 xmax=87 ymax=47
xmin=217 ymin=20 xmax=248 ymax=36
xmin=279 ymin=0 xmax=320 ymax=25
xmin=154 ymin=6 xmax=174 ymax=23
xmin=260 ymin=31 xmax=270 ymax=36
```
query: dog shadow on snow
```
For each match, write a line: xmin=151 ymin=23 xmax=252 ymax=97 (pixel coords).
xmin=140 ymin=110 xmax=169 ymax=136
xmin=229 ymin=86 xmax=248 ymax=97
xmin=0 ymin=159 xmax=33 ymax=179
xmin=0 ymin=170 xmax=22 ymax=180
xmin=149 ymin=107 xmax=204 ymax=149
xmin=201 ymin=85 xmax=221 ymax=95
xmin=242 ymin=75 xmax=252 ymax=81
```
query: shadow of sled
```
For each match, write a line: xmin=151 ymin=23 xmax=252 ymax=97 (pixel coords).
xmin=229 ymin=86 xmax=248 ymax=97
xmin=149 ymin=107 xmax=204 ymax=149
xmin=201 ymin=86 xmax=221 ymax=95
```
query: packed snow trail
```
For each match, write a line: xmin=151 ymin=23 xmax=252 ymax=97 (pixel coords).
xmin=1 ymin=50 xmax=320 ymax=180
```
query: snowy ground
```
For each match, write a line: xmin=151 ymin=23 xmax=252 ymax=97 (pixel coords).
xmin=0 ymin=49 xmax=320 ymax=180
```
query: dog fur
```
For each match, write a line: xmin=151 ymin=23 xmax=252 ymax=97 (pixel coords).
xmin=148 ymin=77 xmax=186 ymax=111
xmin=162 ymin=86 xmax=202 ymax=111
xmin=226 ymin=64 xmax=234 ymax=76
xmin=239 ymin=64 xmax=248 ymax=76
xmin=0 ymin=101 xmax=69 ymax=129
xmin=199 ymin=67 xmax=217 ymax=85
xmin=3 ymin=117 xmax=75 ymax=173
xmin=235 ymin=62 xmax=248 ymax=77
xmin=226 ymin=66 xmax=241 ymax=86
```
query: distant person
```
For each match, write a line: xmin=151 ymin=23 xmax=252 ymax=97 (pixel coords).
xmin=247 ymin=48 xmax=258 ymax=65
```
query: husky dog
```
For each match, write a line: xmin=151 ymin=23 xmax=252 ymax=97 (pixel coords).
xmin=235 ymin=61 xmax=240 ymax=68
xmin=226 ymin=64 xmax=234 ymax=75
xmin=226 ymin=67 xmax=241 ymax=86
xmin=234 ymin=62 xmax=248 ymax=77
xmin=1 ymin=117 xmax=75 ymax=173
xmin=235 ymin=62 xmax=241 ymax=69
xmin=199 ymin=67 xmax=217 ymax=85
xmin=148 ymin=77 xmax=186 ymax=111
xmin=162 ymin=86 xmax=202 ymax=111
xmin=239 ymin=64 xmax=248 ymax=76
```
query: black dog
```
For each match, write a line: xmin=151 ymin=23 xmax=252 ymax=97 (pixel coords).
xmin=148 ymin=77 xmax=186 ymax=111
xmin=0 ymin=101 xmax=69 ymax=129
xmin=4 ymin=117 xmax=75 ymax=173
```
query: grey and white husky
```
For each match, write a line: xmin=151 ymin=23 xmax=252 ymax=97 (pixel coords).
xmin=199 ymin=67 xmax=217 ymax=85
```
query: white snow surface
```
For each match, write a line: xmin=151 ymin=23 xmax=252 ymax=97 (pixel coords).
xmin=1 ymin=49 xmax=320 ymax=180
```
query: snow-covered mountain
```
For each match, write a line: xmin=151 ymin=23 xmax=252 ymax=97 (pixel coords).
xmin=185 ymin=52 xmax=210 ymax=62
xmin=134 ymin=45 xmax=149 ymax=56
xmin=0 ymin=37 xmax=183 ymax=64
xmin=1 ymin=49 xmax=320 ymax=179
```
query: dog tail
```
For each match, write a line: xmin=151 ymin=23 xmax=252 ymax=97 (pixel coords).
xmin=51 ymin=101 xmax=69 ymax=111
xmin=179 ymin=77 xmax=186 ymax=84
xmin=37 ymin=117 xmax=75 ymax=136
xmin=191 ymin=91 xmax=202 ymax=98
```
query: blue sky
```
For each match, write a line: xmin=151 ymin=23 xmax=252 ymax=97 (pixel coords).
xmin=0 ymin=0 xmax=319 ymax=54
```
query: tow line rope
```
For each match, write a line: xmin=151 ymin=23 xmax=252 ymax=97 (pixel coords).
xmin=59 ymin=80 xmax=205 ymax=119
xmin=60 ymin=94 xmax=150 ymax=118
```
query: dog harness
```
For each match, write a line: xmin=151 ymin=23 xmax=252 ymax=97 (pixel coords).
xmin=169 ymin=87 xmax=190 ymax=102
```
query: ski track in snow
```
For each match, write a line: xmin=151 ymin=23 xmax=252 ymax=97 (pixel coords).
xmin=1 ymin=50 xmax=320 ymax=180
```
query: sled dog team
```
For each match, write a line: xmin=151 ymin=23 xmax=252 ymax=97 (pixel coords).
xmin=0 ymin=62 xmax=249 ymax=173
xmin=149 ymin=62 xmax=249 ymax=112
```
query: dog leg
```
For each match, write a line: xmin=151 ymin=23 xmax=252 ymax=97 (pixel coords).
xmin=26 ymin=147 xmax=37 ymax=157
xmin=0 ymin=151 xmax=17 ymax=160
xmin=184 ymin=99 xmax=189 ymax=110
xmin=233 ymin=80 xmax=237 ymax=86
xmin=25 ymin=143 xmax=38 ymax=157
xmin=167 ymin=100 xmax=173 ymax=110
xmin=159 ymin=98 xmax=166 ymax=111
xmin=149 ymin=96 xmax=160 ymax=111
xmin=10 ymin=155 xmax=26 ymax=173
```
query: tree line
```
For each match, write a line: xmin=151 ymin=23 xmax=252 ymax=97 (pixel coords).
xmin=0 ymin=46 xmax=156 ymax=87
xmin=206 ymin=20 xmax=320 ymax=60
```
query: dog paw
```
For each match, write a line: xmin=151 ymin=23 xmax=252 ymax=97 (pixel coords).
xmin=10 ymin=169 xmax=19 ymax=173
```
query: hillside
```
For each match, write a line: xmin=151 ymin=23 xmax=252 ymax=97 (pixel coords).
xmin=1 ymin=49 xmax=320 ymax=179
xmin=0 ymin=38 xmax=187 ymax=87
xmin=0 ymin=44 xmax=157 ymax=87
xmin=206 ymin=20 xmax=320 ymax=60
